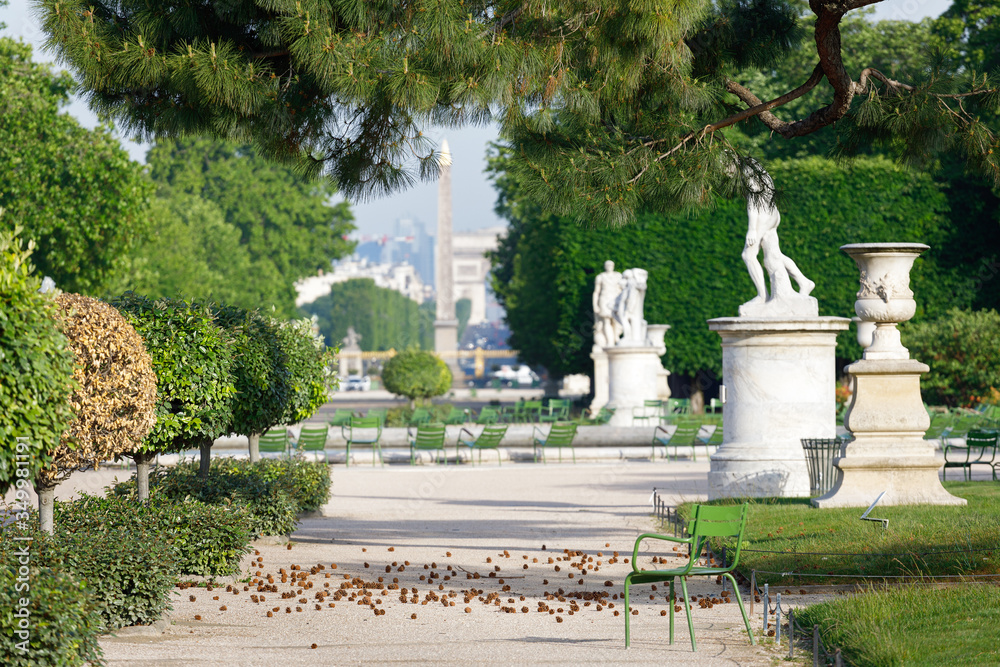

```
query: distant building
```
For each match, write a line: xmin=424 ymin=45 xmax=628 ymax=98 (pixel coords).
xmin=453 ymin=226 xmax=505 ymax=325
xmin=352 ymin=218 xmax=435 ymax=288
xmin=294 ymin=258 xmax=431 ymax=306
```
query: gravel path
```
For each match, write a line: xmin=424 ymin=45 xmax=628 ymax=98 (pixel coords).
xmin=36 ymin=461 xmax=800 ymax=665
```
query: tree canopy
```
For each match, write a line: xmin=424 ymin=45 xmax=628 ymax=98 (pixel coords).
xmin=37 ymin=0 xmax=999 ymax=225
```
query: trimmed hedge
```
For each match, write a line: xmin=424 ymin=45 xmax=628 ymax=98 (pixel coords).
xmin=56 ymin=494 xmax=253 ymax=578
xmin=0 ymin=565 xmax=105 ymax=667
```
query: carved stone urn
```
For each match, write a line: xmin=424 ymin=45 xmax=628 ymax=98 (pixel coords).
xmin=841 ymin=243 xmax=928 ymax=360
xmin=645 ymin=324 xmax=670 ymax=356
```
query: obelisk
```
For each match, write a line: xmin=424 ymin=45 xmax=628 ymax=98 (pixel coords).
xmin=434 ymin=139 xmax=461 ymax=383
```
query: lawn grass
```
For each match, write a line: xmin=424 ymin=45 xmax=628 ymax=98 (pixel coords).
xmin=678 ymin=482 xmax=1000 ymax=586
xmin=795 ymin=583 xmax=1000 ymax=667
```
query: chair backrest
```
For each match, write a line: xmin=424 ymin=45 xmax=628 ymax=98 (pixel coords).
xmin=410 ymin=408 xmax=431 ymax=425
xmin=684 ymin=503 xmax=749 ymax=573
xmin=475 ymin=424 xmax=508 ymax=447
xmin=476 ymin=406 xmax=499 ymax=424
xmin=330 ymin=409 xmax=355 ymax=426
xmin=258 ymin=427 xmax=288 ymax=452
xmin=967 ymin=429 xmax=999 ymax=453
xmin=297 ymin=426 xmax=329 ymax=451
xmin=672 ymin=420 xmax=701 ymax=444
xmin=596 ymin=407 xmax=615 ymax=424
xmin=444 ymin=408 xmax=467 ymax=424
xmin=347 ymin=416 xmax=382 ymax=437
xmin=546 ymin=422 xmax=578 ymax=445
xmin=546 ymin=399 xmax=571 ymax=417
xmin=413 ymin=423 xmax=447 ymax=449
xmin=365 ymin=408 xmax=387 ymax=425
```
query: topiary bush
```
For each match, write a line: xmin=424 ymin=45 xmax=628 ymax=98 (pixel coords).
xmin=207 ymin=457 xmax=332 ymax=514
xmin=109 ymin=292 xmax=236 ymax=487
xmin=0 ymin=226 xmax=76 ymax=497
xmin=382 ymin=349 xmax=452 ymax=407
xmin=0 ymin=513 xmax=180 ymax=631
xmin=0 ymin=565 xmax=105 ymax=667
xmin=902 ymin=308 xmax=1000 ymax=407
xmin=55 ymin=493 xmax=253 ymax=578
xmin=278 ymin=318 xmax=335 ymax=424
xmin=34 ymin=293 xmax=158 ymax=532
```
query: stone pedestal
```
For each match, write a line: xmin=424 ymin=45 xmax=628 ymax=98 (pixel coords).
xmin=589 ymin=347 xmax=609 ymax=414
xmin=605 ymin=344 xmax=663 ymax=427
xmin=707 ymin=317 xmax=850 ymax=499
xmin=434 ymin=319 xmax=463 ymax=385
xmin=813 ymin=359 xmax=965 ymax=507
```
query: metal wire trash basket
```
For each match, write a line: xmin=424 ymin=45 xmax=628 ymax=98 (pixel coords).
xmin=800 ymin=437 xmax=846 ymax=496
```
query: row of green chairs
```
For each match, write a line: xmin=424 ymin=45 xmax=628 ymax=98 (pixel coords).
xmin=650 ymin=420 xmax=723 ymax=461
xmin=408 ymin=423 xmax=512 ymax=466
xmin=632 ymin=398 xmax=695 ymax=426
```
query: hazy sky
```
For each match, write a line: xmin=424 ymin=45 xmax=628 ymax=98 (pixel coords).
xmin=2 ymin=0 xmax=952 ymax=236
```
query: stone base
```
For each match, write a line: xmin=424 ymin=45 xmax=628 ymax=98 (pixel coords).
xmin=605 ymin=344 xmax=662 ymax=427
xmin=813 ymin=357 xmax=966 ymax=507
xmin=707 ymin=316 xmax=850 ymax=499
xmin=434 ymin=319 xmax=463 ymax=386
xmin=589 ymin=347 xmax=609 ymax=415
xmin=738 ymin=294 xmax=818 ymax=318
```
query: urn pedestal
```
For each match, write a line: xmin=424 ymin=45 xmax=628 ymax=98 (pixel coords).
xmin=605 ymin=344 xmax=664 ymax=427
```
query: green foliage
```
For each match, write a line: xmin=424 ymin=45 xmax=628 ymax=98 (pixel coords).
xmin=277 ymin=319 xmax=335 ymax=424
xmin=109 ymin=293 xmax=236 ymax=455
xmin=0 ymin=566 xmax=105 ymax=667
xmin=490 ymin=151 xmax=962 ymax=378
xmin=902 ymin=308 xmax=1000 ymax=407
xmin=136 ymin=137 xmax=355 ymax=316
xmin=55 ymin=493 xmax=253 ymax=578
xmin=796 ymin=584 xmax=1000 ymax=667
xmin=301 ymin=278 xmax=433 ymax=351
xmin=210 ymin=304 xmax=292 ymax=438
xmin=0 ymin=226 xmax=75 ymax=496
xmin=382 ymin=350 xmax=452 ymax=403
xmin=0 ymin=37 xmax=152 ymax=294
xmin=0 ymin=514 xmax=180 ymax=631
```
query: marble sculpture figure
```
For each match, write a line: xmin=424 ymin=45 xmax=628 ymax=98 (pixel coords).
xmin=614 ymin=268 xmax=649 ymax=344
xmin=593 ymin=260 xmax=624 ymax=347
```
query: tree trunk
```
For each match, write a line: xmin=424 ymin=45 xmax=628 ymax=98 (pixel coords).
xmin=133 ymin=452 xmax=156 ymax=503
xmin=689 ymin=371 xmax=707 ymax=415
xmin=37 ymin=483 xmax=56 ymax=534
xmin=199 ymin=440 xmax=212 ymax=478
xmin=248 ymin=433 xmax=261 ymax=463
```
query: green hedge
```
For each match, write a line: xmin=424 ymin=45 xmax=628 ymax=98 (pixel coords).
xmin=0 ymin=565 xmax=105 ymax=667
xmin=56 ymin=494 xmax=253 ymax=578
xmin=0 ymin=516 xmax=179 ymax=631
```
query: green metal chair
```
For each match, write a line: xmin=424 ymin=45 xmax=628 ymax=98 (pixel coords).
xmin=408 ymin=408 xmax=432 ymax=427
xmin=664 ymin=398 xmax=691 ymax=420
xmin=582 ymin=407 xmax=615 ymax=425
xmin=632 ymin=399 xmax=663 ymax=426
xmin=532 ymin=422 xmax=578 ymax=463
xmin=625 ymin=502 xmax=754 ymax=651
xmin=522 ymin=400 xmax=544 ymax=423
xmin=475 ymin=406 xmax=500 ymax=425
xmin=296 ymin=426 xmax=329 ymax=462
xmin=651 ymin=420 xmax=702 ymax=461
xmin=443 ymin=408 xmax=468 ymax=425
xmin=696 ymin=424 xmax=723 ymax=457
xmin=258 ymin=427 xmax=289 ymax=455
xmin=458 ymin=424 xmax=508 ymax=466
xmin=341 ymin=417 xmax=383 ymax=467
xmin=409 ymin=423 xmax=448 ymax=465
xmin=707 ymin=398 xmax=724 ymax=414
xmin=539 ymin=399 xmax=571 ymax=423
xmin=943 ymin=429 xmax=999 ymax=481
xmin=328 ymin=408 xmax=355 ymax=427
xmin=365 ymin=408 xmax=387 ymax=426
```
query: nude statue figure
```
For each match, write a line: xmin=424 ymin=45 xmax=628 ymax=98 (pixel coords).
xmin=593 ymin=260 xmax=623 ymax=347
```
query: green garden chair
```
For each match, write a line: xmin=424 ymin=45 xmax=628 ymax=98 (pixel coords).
xmin=696 ymin=423 xmax=723 ymax=457
xmin=443 ymin=408 xmax=468 ymax=425
xmin=707 ymin=398 xmax=724 ymax=414
xmin=651 ymin=420 xmax=702 ymax=461
xmin=475 ymin=406 xmax=500 ymax=425
xmin=522 ymin=400 xmax=544 ymax=423
xmin=458 ymin=424 xmax=508 ymax=466
xmin=632 ymin=399 xmax=663 ymax=426
xmin=296 ymin=426 xmax=329 ymax=462
xmin=341 ymin=417 xmax=383 ymax=467
xmin=539 ymin=399 xmax=571 ymax=423
xmin=258 ymin=427 xmax=289 ymax=456
xmin=409 ymin=423 xmax=448 ymax=465
xmin=582 ymin=407 xmax=615 ymax=425
xmin=923 ymin=412 xmax=950 ymax=440
xmin=664 ymin=398 xmax=691 ymax=420
xmin=408 ymin=408 xmax=432 ymax=427
xmin=532 ymin=422 xmax=578 ymax=463
xmin=624 ymin=502 xmax=754 ymax=651
xmin=943 ymin=429 xmax=999 ymax=481
xmin=365 ymin=408 xmax=387 ymax=426
xmin=328 ymin=408 xmax=355 ymax=427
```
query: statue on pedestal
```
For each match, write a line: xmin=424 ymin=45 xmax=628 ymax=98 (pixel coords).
xmin=592 ymin=260 xmax=624 ymax=348
xmin=734 ymin=158 xmax=817 ymax=318
xmin=614 ymin=268 xmax=648 ymax=344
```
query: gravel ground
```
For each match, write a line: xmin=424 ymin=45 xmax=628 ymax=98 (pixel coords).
xmin=71 ymin=460 xmax=807 ymax=666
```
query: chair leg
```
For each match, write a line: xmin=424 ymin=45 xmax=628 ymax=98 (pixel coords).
xmin=624 ymin=573 xmax=632 ymax=648
xmin=571 ymin=446 xmax=576 ymax=464
xmin=679 ymin=576 xmax=696 ymax=651
xmin=669 ymin=578 xmax=675 ymax=645
xmin=345 ymin=442 xmax=351 ymax=468
xmin=726 ymin=573 xmax=755 ymax=645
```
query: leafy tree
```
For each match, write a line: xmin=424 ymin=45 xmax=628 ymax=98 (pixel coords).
xmin=135 ymin=137 xmax=355 ymax=316
xmin=0 ymin=226 xmax=75 ymax=498
xmin=489 ymin=152 xmax=964 ymax=393
xmin=382 ymin=350 xmax=452 ymax=408
xmin=37 ymin=0 xmax=998 ymax=221
xmin=210 ymin=304 xmax=292 ymax=463
xmin=902 ymin=308 xmax=1000 ymax=408
xmin=300 ymin=278 xmax=433 ymax=351
xmin=35 ymin=294 xmax=157 ymax=531
xmin=277 ymin=319 xmax=335 ymax=425
xmin=109 ymin=293 xmax=236 ymax=487
xmin=0 ymin=37 xmax=152 ymax=294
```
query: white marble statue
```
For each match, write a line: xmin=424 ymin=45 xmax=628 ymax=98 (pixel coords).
xmin=734 ymin=157 xmax=817 ymax=317
xmin=614 ymin=268 xmax=648 ymax=344
xmin=593 ymin=260 xmax=624 ymax=347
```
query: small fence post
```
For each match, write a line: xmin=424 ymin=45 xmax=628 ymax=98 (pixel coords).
xmin=749 ymin=571 xmax=756 ymax=617
xmin=834 ymin=649 xmax=844 ymax=667
xmin=762 ymin=584 xmax=769 ymax=634
xmin=813 ymin=625 xmax=820 ymax=667
xmin=775 ymin=593 xmax=782 ymax=644
xmin=788 ymin=609 xmax=794 ymax=659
